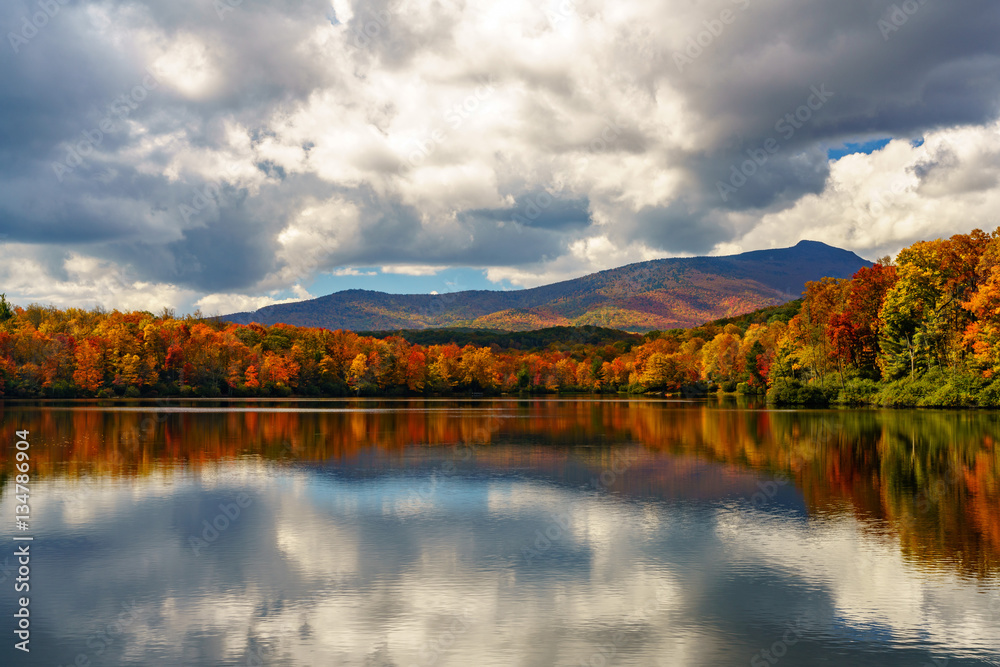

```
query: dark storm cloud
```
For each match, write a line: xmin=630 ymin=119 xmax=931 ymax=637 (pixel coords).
xmin=692 ymin=143 xmax=832 ymax=211
xmin=670 ymin=0 xmax=1000 ymax=141
xmin=107 ymin=204 xmax=278 ymax=292
xmin=335 ymin=188 xmax=575 ymax=267
xmin=631 ymin=201 xmax=730 ymax=256
xmin=465 ymin=191 xmax=592 ymax=232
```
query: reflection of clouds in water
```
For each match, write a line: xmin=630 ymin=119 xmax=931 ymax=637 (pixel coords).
xmin=33 ymin=461 xmax=273 ymax=529
xmin=487 ymin=482 xmax=565 ymax=515
xmin=9 ymin=464 xmax=1000 ymax=666
xmin=715 ymin=510 xmax=1000 ymax=654
xmin=274 ymin=497 xmax=358 ymax=582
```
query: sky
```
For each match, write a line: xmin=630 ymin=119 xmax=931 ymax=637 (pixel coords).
xmin=1 ymin=0 xmax=999 ymax=315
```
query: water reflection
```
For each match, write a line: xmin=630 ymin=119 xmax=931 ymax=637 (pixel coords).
xmin=0 ymin=399 xmax=998 ymax=666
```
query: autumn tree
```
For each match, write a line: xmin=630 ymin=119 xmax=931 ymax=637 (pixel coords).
xmin=879 ymin=231 xmax=993 ymax=380
xmin=828 ymin=263 xmax=898 ymax=378
xmin=405 ymin=348 xmax=427 ymax=391
xmin=641 ymin=352 xmax=684 ymax=391
xmin=347 ymin=353 xmax=372 ymax=392
xmin=73 ymin=340 xmax=104 ymax=393
xmin=796 ymin=277 xmax=850 ymax=384
xmin=0 ymin=294 xmax=13 ymax=324
xmin=702 ymin=331 xmax=741 ymax=385
xmin=165 ymin=344 xmax=186 ymax=385
xmin=262 ymin=351 xmax=300 ymax=389
xmin=244 ymin=364 xmax=261 ymax=389
xmin=427 ymin=343 xmax=461 ymax=390
xmin=962 ymin=230 xmax=1000 ymax=373
xmin=458 ymin=347 xmax=500 ymax=390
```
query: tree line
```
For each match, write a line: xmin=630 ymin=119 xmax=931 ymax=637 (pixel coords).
xmin=4 ymin=228 xmax=1000 ymax=405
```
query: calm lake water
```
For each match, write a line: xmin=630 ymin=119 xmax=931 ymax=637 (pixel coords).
xmin=1 ymin=398 xmax=999 ymax=666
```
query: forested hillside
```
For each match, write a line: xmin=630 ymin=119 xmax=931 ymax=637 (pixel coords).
xmin=4 ymin=229 xmax=1000 ymax=406
xmin=224 ymin=240 xmax=870 ymax=332
xmin=358 ymin=325 xmax=642 ymax=350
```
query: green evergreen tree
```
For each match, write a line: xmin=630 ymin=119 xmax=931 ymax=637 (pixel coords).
xmin=0 ymin=294 xmax=14 ymax=323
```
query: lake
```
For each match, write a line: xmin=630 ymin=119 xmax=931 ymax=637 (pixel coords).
xmin=1 ymin=398 xmax=999 ymax=666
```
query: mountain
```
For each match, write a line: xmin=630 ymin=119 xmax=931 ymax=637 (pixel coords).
xmin=224 ymin=240 xmax=872 ymax=332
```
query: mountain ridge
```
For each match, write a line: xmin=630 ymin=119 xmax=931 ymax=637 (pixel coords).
xmin=224 ymin=240 xmax=872 ymax=332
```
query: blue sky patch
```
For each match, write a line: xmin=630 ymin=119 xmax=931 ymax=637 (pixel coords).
xmin=305 ymin=267 xmax=518 ymax=299
xmin=827 ymin=138 xmax=893 ymax=161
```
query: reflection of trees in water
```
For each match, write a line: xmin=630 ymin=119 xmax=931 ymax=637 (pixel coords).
xmin=0 ymin=399 xmax=997 ymax=576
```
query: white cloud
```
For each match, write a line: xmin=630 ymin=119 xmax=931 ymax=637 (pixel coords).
xmin=486 ymin=236 xmax=664 ymax=288
xmin=379 ymin=264 xmax=448 ymax=276
xmin=263 ymin=197 xmax=364 ymax=290
xmin=0 ymin=248 xmax=195 ymax=312
xmin=726 ymin=122 xmax=1000 ymax=259
xmin=148 ymin=33 xmax=218 ymax=99
xmin=329 ymin=267 xmax=377 ymax=276
xmin=195 ymin=285 xmax=314 ymax=316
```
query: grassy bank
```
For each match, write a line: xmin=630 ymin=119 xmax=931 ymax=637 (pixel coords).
xmin=764 ymin=368 xmax=1000 ymax=408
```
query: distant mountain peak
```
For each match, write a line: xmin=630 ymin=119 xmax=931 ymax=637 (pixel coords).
xmin=225 ymin=242 xmax=872 ymax=332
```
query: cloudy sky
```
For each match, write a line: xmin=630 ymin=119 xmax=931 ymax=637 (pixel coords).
xmin=2 ymin=0 xmax=999 ymax=314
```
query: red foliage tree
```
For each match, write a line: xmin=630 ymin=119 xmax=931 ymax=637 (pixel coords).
xmin=840 ymin=263 xmax=898 ymax=376
xmin=73 ymin=340 xmax=104 ymax=393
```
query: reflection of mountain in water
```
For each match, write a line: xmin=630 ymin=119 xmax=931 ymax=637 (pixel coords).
xmin=308 ymin=445 xmax=809 ymax=520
